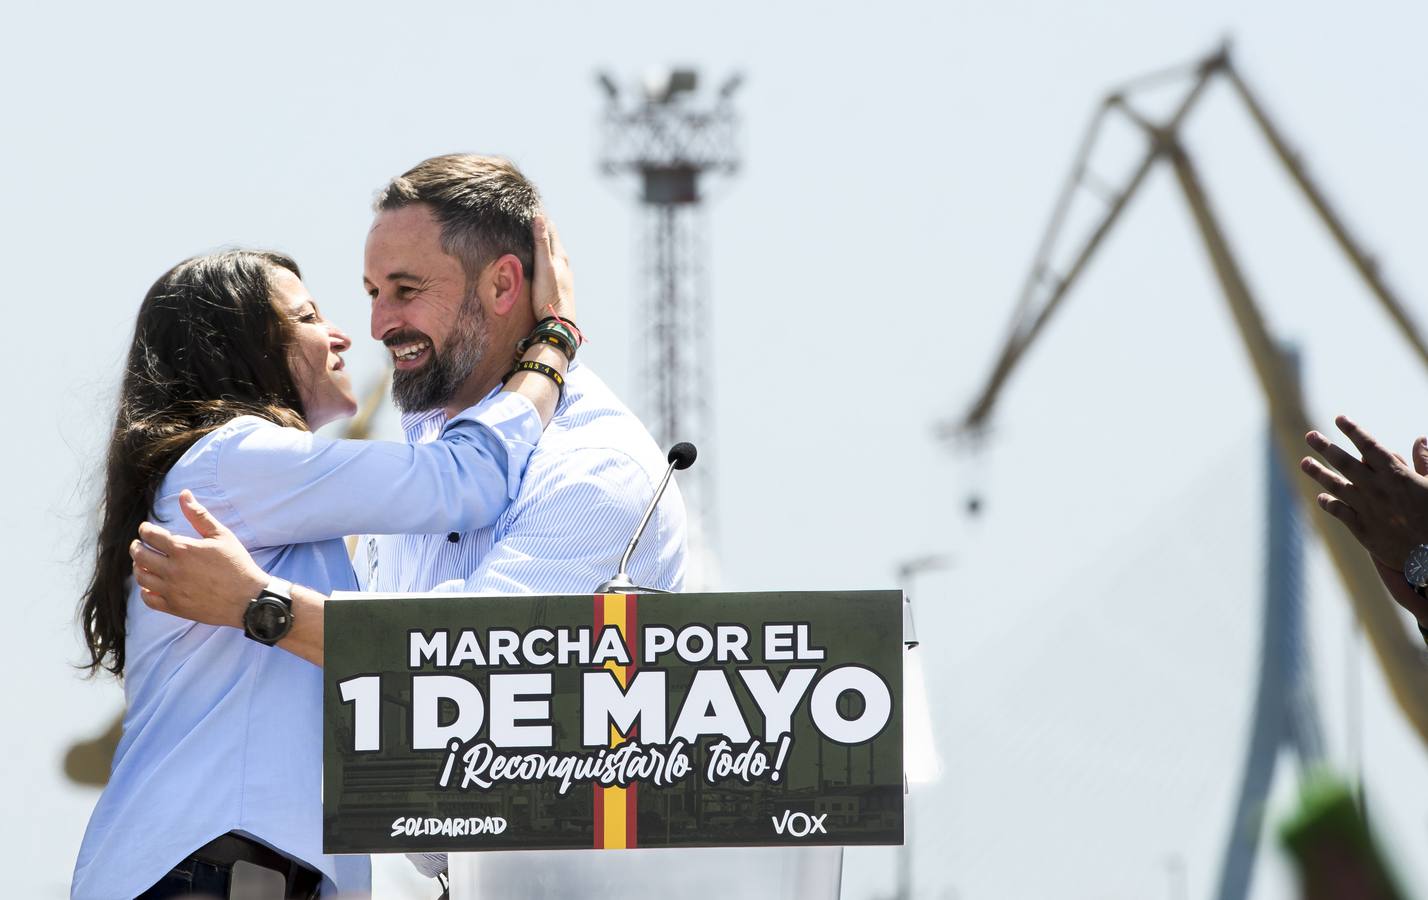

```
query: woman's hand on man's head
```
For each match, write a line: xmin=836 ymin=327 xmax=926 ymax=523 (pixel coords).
xmin=530 ymin=215 xmax=575 ymax=324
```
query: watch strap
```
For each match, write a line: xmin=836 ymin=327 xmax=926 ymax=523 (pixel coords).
xmin=263 ymin=578 xmax=294 ymax=602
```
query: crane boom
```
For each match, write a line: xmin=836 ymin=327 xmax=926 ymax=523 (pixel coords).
xmin=948 ymin=44 xmax=1428 ymax=749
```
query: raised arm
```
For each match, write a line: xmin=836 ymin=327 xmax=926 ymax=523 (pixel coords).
xmin=131 ymin=451 xmax=677 ymax=668
xmin=191 ymin=215 xmax=579 ymax=549
xmin=1302 ymin=415 xmax=1428 ymax=643
xmin=500 ymin=215 xmax=577 ymax=423
xmin=130 ymin=216 xmax=585 ymax=663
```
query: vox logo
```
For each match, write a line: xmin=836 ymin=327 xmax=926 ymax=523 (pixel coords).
xmin=771 ymin=810 xmax=828 ymax=837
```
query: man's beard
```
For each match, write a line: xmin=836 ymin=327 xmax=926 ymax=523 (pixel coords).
xmin=390 ymin=293 xmax=489 ymax=413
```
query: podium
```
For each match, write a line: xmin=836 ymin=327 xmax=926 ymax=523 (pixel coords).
xmin=325 ymin=590 xmax=905 ymax=898
xmin=449 ymin=846 xmax=844 ymax=899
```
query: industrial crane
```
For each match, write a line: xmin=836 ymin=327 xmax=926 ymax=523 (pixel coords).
xmin=943 ymin=41 xmax=1428 ymax=772
xmin=947 ymin=43 xmax=1428 ymax=898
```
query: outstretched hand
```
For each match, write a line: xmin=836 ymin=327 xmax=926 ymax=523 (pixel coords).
xmin=130 ymin=489 xmax=269 ymax=630
xmin=1300 ymin=415 xmax=1428 ymax=571
xmin=530 ymin=214 xmax=575 ymax=324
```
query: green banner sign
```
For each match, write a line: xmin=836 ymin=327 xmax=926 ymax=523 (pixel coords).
xmin=323 ymin=590 xmax=904 ymax=853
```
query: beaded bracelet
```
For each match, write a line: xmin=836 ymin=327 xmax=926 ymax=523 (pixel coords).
xmin=519 ymin=332 xmax=574 ymax=359
xmin=535 ymin=316 xmax=582 ymax=351
xmin=516 ymin=318 xmax=580 ymax=363
xmin=537 ymin=312 xmax=586 ymax=347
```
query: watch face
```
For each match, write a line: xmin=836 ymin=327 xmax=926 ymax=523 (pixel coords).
xmin=1407 ymin=546 xmax=1428 ymax=588
xmin=245 ymin=596 xmax=291 ymax=643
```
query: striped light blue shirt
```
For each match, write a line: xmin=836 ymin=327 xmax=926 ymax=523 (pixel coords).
xmin=72 ymin=392 xmax=542 ymax=900
xmin=355 ymin=363 xmax=688 ymax=882
xmin=360 ymin=362 xmax=687 ymax=597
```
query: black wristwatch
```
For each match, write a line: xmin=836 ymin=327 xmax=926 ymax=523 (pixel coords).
xmin=243 ymin=578 xmax=294 ymax=645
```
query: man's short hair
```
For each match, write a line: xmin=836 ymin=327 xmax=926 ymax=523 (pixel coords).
xmin=374 ymin=154 xmax=541 ymax=285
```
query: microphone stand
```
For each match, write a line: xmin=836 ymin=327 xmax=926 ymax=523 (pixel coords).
xmin=596 ymin=443 xmax=695 ymax=594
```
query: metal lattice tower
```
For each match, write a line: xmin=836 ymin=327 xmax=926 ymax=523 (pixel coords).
xmin=597 ymin=67 xmax=741 ymax=581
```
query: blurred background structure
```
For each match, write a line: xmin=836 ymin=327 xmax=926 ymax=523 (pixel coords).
xmin=598 ymin=66 xmax=742 ymax=584
xmin=10 ymin=2 xmax=1428 ymax=897
xmin=944 ymin=44 xmax=1428 ymax=897
xmin=1215 ymin=372 xmax=1326 ymax=900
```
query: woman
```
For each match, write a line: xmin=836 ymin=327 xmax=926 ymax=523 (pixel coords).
xmin=72 ymin=225 xmax=577 ymax=898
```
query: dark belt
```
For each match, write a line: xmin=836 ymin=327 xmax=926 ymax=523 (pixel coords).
xmin=175 ymin=832 xmax=322 ymax=899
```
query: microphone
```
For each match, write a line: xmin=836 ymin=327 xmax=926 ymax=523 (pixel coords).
xmin=596 ymin=442 xmax=696 ymax=594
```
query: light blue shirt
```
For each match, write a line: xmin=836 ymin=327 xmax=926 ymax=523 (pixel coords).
xmin=362 ymin=363 xmax=687 ymax=597
xmin=357 ymin=363 xmax=689 ymax=881
xmin=71 ymin=392 xmax=542 ymax=900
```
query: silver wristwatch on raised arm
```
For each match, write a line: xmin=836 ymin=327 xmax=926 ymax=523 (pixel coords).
xmin=1403 ymin=545 xmax=1428 ymax=598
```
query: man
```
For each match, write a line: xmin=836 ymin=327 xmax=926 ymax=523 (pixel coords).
xmin=1301 ymin=414 xmax=1428 ymax=633
xmin=133 ymin=154 xmax=688 ymax=886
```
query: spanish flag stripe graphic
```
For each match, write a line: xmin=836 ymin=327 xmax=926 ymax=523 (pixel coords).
xmin=592 ymin=595 xmax=606 ymax=848
xmin=624 ymin=594 xmax=639 ymax=849
xmin=592 ymin=593 xmax=638 ymax=849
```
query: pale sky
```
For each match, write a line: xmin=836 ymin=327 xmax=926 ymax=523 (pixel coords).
xmin=5 ymin=1 xmax=1428 ymax=897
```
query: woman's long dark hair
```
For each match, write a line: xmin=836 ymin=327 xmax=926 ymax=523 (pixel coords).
xmin=81 ymin=250 xmax=311 ymax=678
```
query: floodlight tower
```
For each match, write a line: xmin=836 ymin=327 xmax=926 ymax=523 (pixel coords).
xmin=598 ymin=67 xmax=742 ymax=582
